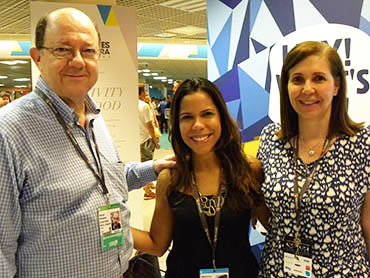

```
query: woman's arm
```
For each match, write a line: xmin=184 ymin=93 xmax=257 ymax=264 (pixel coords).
xmin=131 ymin=169 xmax=174 ymax=256
xmin=247 ymin=155 xmax=271 ymax=230
xmin=361 ymin=191 xmax=370 ymax=256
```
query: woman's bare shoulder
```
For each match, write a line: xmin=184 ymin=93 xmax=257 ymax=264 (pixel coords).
xmin=156 ymin=168 xmax=172 ymax=196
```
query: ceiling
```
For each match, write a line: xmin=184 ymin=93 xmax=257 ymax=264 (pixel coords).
xmin=0 ymin=0 xmax=208 ymax=91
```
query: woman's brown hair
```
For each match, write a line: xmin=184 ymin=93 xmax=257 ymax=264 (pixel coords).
xmin=169 ymin=78 xmax=261 ymax=210
xmin=277 ymin=41 xmax=363 ymax=140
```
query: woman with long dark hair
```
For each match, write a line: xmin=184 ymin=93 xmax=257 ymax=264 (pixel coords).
xmin=132 ymin=78 xmax=263 ymax=277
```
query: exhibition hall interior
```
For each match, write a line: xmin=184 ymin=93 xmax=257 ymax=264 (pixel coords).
xmin=1 ymin=0 xmax=369 ymax=277
xmin=0 ymin=0 xmax=208 ymax=274
xmin=0 ymin=0 xmax=207 ymax=99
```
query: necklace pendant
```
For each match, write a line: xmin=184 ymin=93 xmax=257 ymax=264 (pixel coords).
xmin=308 ymin=149 xmax=315 ymax=157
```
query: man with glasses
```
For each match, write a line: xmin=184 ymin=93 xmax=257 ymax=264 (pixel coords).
xmin=0 ymin=7 xmax=174 ymax=277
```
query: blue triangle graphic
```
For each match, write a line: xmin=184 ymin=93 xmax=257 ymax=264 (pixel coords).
xmin=310 ymin=0 xmax=363 ymax=28
xmin=97 ymin=5 xmax=111 ymax=25
xmin=219 ymin=0 xmax=243 ymax=9
xmin=240 ymin=116 xmax=272 ymax=142
xmin=214 ymin=66 xmax=240 ymax=102
xmin=251 ymin=38 xmax=266 ymax=53
xmin=360 ymin=16 xmax=370 ymax=34
xmin=226 ymin=99 xmax=241 ymax=126
xmin=233 ymin=4 xmax=250 ymax=67
xmin=238 ymin=67 xmax=270 ymax=129
xmin=10 ymin=41 xmax=31 ymax=56
xmin=211 ymin=13 xmax=232 ymax=76
xmin=264 ymin=0 xmax=295 ymax=36
xmin=249 ymin=0 xmax=263 ymax=31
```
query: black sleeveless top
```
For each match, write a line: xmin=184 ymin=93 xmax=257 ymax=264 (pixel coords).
xmin=165 ymin=191 xmax=259 ymax=278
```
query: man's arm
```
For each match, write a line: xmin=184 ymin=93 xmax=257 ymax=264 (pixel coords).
xmin=0 ymin=134 xmax=21 ymax=277
xmin=146 ymin=121 xmax=160 ymax=149
xmin=125 ymin=155 xmax=175 ymax=191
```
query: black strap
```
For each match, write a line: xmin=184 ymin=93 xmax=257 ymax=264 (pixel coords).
xmin=191 ymin=172 xmax=225 ymax=271
xmin=35 ymin=87 xmax=109 ymax=197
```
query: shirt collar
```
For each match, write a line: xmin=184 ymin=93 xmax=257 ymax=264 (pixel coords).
xmin=35 ymin=77 xmax=101 ymax=126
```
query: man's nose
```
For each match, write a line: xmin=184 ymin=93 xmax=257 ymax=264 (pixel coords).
xmin=69 ymin=50 xmax=86 ymax=66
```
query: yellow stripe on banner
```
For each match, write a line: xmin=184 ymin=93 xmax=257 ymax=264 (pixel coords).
xmin=105 ymin=9 xmax=118 ymax=26
xmin=243 ymin=138 xmax=260 ymax=158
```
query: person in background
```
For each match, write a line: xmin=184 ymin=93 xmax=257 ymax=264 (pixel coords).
xmin=0 ymin=91 xmax=11 ymax=107
xmin=139 ymin=84 xmax=160 ymax=200
xmin=145 ymin=94 xmax=161 ymax=143
xmin=165 ymin=95 xmax=173 ymax=132
xmin=159 ymin=97 xmax=168 ymax=133
xmin=132 ymin=78 xmax=263 ymax=278
xmin=0 ymin=8 xmax=174 ymax=277
xmin=257 ymin=41 xmax=370 ymax=277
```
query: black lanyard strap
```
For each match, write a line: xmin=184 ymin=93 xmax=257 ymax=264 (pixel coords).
xmin=293 ymin=137 xmax=329 ymax=241
xmin=191 ymin=172 xmax=225 ymax=271
xmin=35 ymin=88 xmax=109 ymax=197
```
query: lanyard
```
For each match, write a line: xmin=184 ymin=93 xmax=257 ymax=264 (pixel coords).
xmin=293 ymin=137 xmax=328 ymax=244
xmin=35 ymin=88 xmax=109 ymax=198
xmin=191 ymin=172 xmax=225 ymax=270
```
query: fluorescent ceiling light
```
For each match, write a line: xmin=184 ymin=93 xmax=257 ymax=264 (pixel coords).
xmin=155 ymin=33 xmax=175 ymax=38
xmin=143 ymin=73 xmax=151 ymax=76
xmin=15 ymin=85 xmax=27 ymax=88
xmin=138 ymin=70 xmax=142 ymax=73
xmin=151 ymin=73 xmax=159 ymax=76
xmin=14 ymin=78 xmax=30 ymax=81
xmin=154 ymin=76 xmax=167 ymax=80
xmin=0 ymin=84 xmax=4 ymax=86
xmin=142 ymin=69 xmax=150 ymax=73
xmin=0 ymin=60 xmax=28 ymax=65
xmin=0 ymin=76 xmax=8 ymax=79
xmin=161 ymin=80 xmax=167 ymax=82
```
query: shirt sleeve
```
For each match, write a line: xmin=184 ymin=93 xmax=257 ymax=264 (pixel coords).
xmin=124 ymin=160 xmax=157 ymax=191
xmin=143 ymin=104 xmax=153 ymax=124
xmin=0 ymin=133 xmax=22 ymax=277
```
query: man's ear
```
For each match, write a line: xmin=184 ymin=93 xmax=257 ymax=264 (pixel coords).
xmin=30 ymin=47 xmax=41 ymax=68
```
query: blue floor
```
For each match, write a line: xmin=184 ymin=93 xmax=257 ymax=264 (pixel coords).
xmin=159 ymin=133 xmax=172 ymax=149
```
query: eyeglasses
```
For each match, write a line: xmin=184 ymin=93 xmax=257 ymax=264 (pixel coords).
xmin=39 ymin=46 xmax=100 ymax=60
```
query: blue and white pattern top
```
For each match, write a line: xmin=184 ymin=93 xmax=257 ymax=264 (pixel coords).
xmin=257 ymin=123 xmax=370 ymax=277
xmin=0 ymin=77 xmax=156 ymax=277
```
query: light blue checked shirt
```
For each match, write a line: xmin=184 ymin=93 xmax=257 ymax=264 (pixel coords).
xmin=0 ymin=77 xmax=156 ymax=277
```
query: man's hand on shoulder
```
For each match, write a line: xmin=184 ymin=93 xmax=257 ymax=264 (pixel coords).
xmin=153 ymin=154 xmax=176 ymax=174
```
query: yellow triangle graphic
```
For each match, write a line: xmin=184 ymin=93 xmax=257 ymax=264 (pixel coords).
xmin=105 ymin=9 xmax=118 ymax=26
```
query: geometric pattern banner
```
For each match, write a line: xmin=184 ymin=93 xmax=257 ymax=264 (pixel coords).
xmin=208 ymin=0 xmax=370 ymax=142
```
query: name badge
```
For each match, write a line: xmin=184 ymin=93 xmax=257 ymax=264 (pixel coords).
xmin=200 ymin=268 xmax=229 ymax=278
xmin=283 ymin=236 xmax=312 ymax=277
xmin=283 ymin=252 xmax=312 ymax=277
xmin=98 ymin=203 xmax=124 ymax=251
